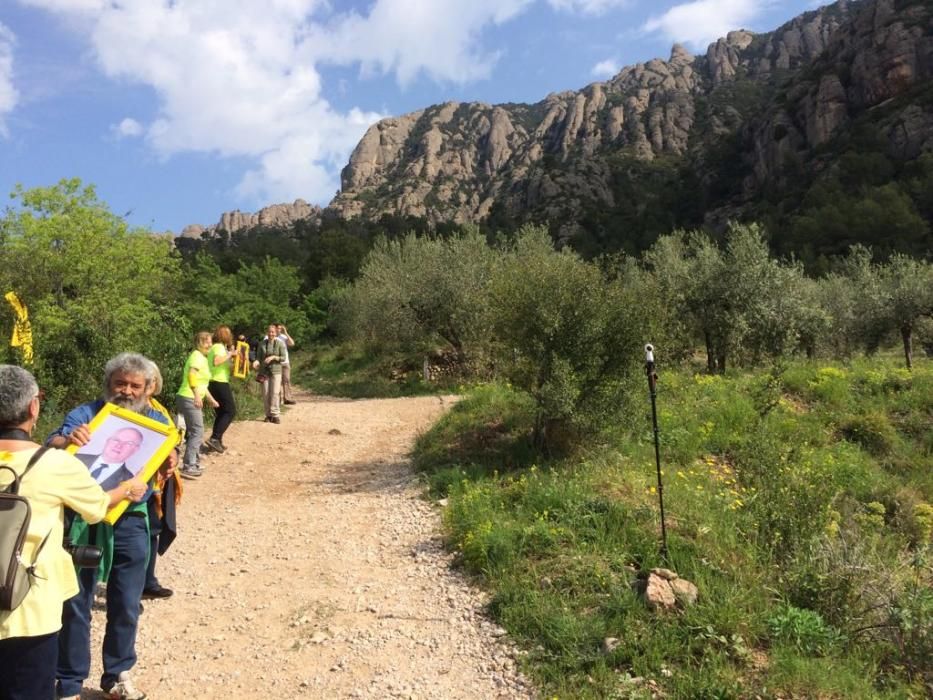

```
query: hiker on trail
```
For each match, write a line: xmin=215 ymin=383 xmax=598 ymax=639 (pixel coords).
xmin=276 ymin=323 xmax=296 ymax=406
xmin=46 ymin=353 xmax=175 ymax=700
xmin=175 ymin=331 xmax=219 ymax=480
xmin=0 ymin=364 xmax=147 ymax=700
xmin=204 ymin=324 xmax=236 ymax=454
xmin=254 ymin=323 xmax=287 ymax=424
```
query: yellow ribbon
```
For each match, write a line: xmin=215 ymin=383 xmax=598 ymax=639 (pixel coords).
xmin=4 ymin=291 xmax=34 ymax=364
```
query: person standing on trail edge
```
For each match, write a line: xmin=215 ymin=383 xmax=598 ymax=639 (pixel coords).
xmin=254 ymin=323 xmax=287 ymax=424
xmin=276 ymin=323 xmax=296 ymax=405
xmin=46 ymin=353 xmax=176 ymax=700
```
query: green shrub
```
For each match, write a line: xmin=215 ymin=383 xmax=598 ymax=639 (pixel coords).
xmin=839 ymin=411 xmax=898 ymax=456
xmin=732 ymin=428 xmax=838 ymax=559
xmin=768 ymin=604 xmax=841 ymax=655
xmin=886 ymin=578 xmax=933 ymax=687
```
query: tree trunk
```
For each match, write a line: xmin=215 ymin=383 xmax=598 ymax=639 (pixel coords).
xmin=705 ymin=332 xmax=715 ymax=373
xmin=717 ymin=353 xmax=727 ymax=374
xmin=901 ymin=325 xmax=913 ymax=371
xmin=532 ymin=412 xmax=545 ymax=452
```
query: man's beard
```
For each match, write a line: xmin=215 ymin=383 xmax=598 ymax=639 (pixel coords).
xmin=107 ymin=393 xmax=149 ymax=414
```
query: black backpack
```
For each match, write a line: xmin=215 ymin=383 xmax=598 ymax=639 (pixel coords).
xmin=0 ymin=446 xmax=49 ymax=611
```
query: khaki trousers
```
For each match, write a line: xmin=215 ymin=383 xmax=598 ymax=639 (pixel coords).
xmin=279 ymin=363 xmax=292 ymax=402
xmin=263 ymin=373 xmax=282 ymax=417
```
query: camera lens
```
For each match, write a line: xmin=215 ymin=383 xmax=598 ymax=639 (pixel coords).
xmin=64 ymin=541 xmax=103 ymax=569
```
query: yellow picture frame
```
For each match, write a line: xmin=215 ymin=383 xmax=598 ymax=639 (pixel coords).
xmin=233 ymin=340 xmax=250 ymax=379
xmin=66 ymin=402 xmax=178 ymax=524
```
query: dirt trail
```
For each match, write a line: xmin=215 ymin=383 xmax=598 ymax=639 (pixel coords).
xmin=83 ymin=389 xmax=534 ymax=699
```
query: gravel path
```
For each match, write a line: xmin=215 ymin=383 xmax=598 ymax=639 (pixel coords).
xmin=83 ymin=390 xmax=535 ymax=699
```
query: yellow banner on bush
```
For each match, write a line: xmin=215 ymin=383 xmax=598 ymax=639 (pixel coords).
xmin=5 ymin=291 xmax=34 ymax=365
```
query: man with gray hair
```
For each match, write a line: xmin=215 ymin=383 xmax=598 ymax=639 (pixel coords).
xmin=47 ymin=352 xmax=176 ymax=700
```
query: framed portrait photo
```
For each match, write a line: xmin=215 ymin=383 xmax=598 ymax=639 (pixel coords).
xmin=66 ymin=402 xmax=178 ymax=524
xmin=233 ymin=340 xmax=250 ymax=379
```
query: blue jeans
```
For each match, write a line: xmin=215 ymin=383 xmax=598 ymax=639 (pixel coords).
xmin=57 ymin=513 xmax=149 ymax=696
xmin=0 ymin=631 xmax=58 ymax=700
xmin=175 ymin=395 xmax=203 ymax=467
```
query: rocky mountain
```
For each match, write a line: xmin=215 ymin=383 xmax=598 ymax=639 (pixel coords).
xmin=326 ymin=0 xmax=932 ymax=250
xmin=179 ymin=199 xmax=323 ymax=239
xmin=182 ymin=0 xmax=931 ymax=262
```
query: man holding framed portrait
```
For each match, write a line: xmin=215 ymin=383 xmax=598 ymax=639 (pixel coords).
xmin=47 ymin=352 xmax=178 ymax=700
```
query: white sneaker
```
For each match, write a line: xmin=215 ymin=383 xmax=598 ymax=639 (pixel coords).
xmin=103 ymin=671 xmax=147 ymax=700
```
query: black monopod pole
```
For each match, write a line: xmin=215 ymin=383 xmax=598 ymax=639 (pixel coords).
xmin=645 ymin=343 xmax=668 ymax=561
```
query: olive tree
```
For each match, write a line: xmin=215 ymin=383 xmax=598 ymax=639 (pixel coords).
xmin=489 ymin=226 xmax=642 ymax=449
xmin=836 ymin=247 xmax=933 ymax=368
xmin=876 ymin=254 xmax=933 ymax=370
xmin=337 ymin=227 xmax=496 ymax=368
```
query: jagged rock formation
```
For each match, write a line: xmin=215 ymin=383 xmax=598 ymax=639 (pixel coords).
xmin=179 ymin=199 xmax=323 ymax=239
xmin=327 ymin=0 xmax=932 ymax=236
xmin=749 ymin=0 xmax=933 ymax=189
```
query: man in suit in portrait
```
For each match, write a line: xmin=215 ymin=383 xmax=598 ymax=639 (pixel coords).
xmin=76 ymin=427 xmax=144 ymax=492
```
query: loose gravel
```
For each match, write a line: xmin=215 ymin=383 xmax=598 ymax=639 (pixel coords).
xmin=82 ymin=391 xmax=535 ymax=699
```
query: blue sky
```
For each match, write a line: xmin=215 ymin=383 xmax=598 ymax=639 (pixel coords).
xmin=0 ymin=0 xmax=820 ymax=233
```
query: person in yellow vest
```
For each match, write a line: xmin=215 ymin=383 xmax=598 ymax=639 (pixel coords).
xmin=174 ymin=332 xmax=218 ymax=479
xmin=0 ymin=365 xmax=147 ymax=700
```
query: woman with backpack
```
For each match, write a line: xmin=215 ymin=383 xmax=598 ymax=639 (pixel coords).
xmin=0 ymin=365 xmax=147 ymax=700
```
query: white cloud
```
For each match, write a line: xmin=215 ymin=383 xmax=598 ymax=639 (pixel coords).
xmin=0 ymin=23 xmax=19 ymax=137
xmin=14 ymin=0 xmax=543 ymax=208
xmin=643 ymin=0 xmax=765 ymax=50
xmin=113 ymin=117 xmax=143 ymax=138
xmin=548 ymin=0 xmax=630 ymax=15
xmin=591 ymin=59 xmax=619 ymax=78
xmin=20 ymin=0 xmax=105 ymax=10
xmin=311 ymin=0 xmax=534 ymax=87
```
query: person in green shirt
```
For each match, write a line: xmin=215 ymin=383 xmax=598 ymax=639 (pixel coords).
xmin=175 ymin=331 xmax=218 ymax=479
xmin=204 ymin=325 xmax=236 ymax=454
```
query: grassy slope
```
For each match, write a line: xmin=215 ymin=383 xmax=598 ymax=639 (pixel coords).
xmin=290 ymin=344 xmax=455 ymax=398
xmin=412 ymin=357 xmax=932 ymax=699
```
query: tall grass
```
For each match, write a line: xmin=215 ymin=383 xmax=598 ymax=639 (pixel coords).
xmin=413 ymin=357 xmax=932 ymax=698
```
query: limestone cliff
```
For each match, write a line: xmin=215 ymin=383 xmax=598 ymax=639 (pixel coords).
xmin=749 ymin=0 xmax=933 ymax=191
xmin=327 ymin=0 xmax=931 ymax=232
xmin=179 ymin=199 xmax=323 ymax=239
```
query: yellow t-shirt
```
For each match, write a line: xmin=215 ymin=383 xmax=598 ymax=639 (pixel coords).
xmin=0 ymin=446 xmax=109 ymax=639
xmin=207 ymin=343 xmax=231 ymax=383
xmin=176 ymin=349 xmax=210 ymax=399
